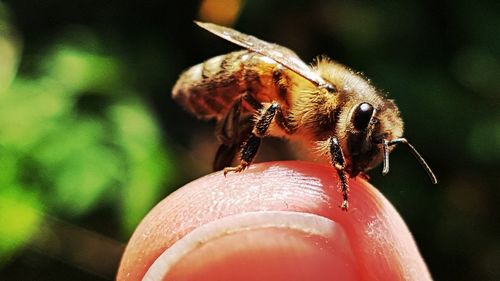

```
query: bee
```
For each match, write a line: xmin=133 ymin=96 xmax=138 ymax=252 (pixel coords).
xmin=172 ymin=22 xmax=437 ymax=210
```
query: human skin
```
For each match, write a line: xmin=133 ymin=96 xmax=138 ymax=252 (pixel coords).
xmin=117 ymin=161 xmax=433 ymax=281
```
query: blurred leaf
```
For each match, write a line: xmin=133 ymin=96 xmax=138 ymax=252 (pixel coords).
xmin=42 ymin=46 xmax=124 ymax=95
xmin=0 ymin=78 xmax=70 ymax=150
xmin=0 ymin=189 xmax=43 ymax=265
xmin=110 ymin=101 xmax=175 ymax=233
xmin=0 ymin=26 xmax=176 ymax=247
xmin=34 ymin=118 xmax=121 ymax=216
xmin=0 ymin=148 xmax=21 ymax=188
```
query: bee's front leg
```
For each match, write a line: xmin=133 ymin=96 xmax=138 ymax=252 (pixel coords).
xmin=329 ymin=137 xmax=350 ymax=211
xmin=223 ymin=102 xmax=279 ymax=175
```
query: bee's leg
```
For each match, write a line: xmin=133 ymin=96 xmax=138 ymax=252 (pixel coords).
xmin=214 ymin=93 xmax=263 ymax=171
xmin=223 ymin=102 xmax=279 ymax=175
xmin=329 ymin=137 xmax=349 ymax=211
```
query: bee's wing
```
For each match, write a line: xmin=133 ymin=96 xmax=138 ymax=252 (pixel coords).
xmin=215 ymin=98 xmax=242 ymax=146
xmin=196 ymin=21 xmax=328 ymax=87
xmin=213 ymin=99 xmax=253 ymax=171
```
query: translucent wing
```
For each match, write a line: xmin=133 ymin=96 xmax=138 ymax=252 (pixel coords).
xmin=213 ymin=99 xmax=241 ymax=171
xmin=213 ymin=99 xmax=253 ymax=171
xmin=195 ymin=21 xmax=330 ymax=88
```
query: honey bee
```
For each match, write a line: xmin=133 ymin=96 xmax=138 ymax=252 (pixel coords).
xmin=172 ymin=22 xmax=437 ymax=210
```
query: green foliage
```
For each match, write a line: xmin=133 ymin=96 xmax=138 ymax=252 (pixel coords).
xmin=0 ymin=148 xmax=43 ymax=265
xmin=0 ymin=189 xmax=42 ymax=264
xmin=0 ymin=25 xmax=176 ymax=263
xmin=110 ymin=102 xmax=174 ymax=233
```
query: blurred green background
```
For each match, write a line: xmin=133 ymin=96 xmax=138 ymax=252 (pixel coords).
xmin=0 ymin=0 xmax=498 ymax=280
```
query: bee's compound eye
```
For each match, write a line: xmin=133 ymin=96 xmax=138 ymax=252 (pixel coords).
xmin=352 ymin=102 xmax=374 ymax=130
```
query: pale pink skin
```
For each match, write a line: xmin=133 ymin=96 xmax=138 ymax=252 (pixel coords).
xmin=117 ymin=161 xmax=432 ymax=281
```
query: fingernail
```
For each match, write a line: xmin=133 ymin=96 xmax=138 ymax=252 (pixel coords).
xmin=144 ymin=211 xmax=359 ymax=281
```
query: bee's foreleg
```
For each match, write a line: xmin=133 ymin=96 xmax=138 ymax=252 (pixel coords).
xmin=329 ymin=137 xmax=350 ymax=211
xmin=223 ymin=102 xmax=279 ymax=175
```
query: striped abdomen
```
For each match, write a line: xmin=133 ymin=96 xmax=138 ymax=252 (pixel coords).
xmin=172 ymin=50 xmax=287 ymax=120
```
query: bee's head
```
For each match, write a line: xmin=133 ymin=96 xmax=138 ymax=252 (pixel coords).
xmin=311 ymin=59 xmax=436 ymax=182
xmin=343 ymin=99 xmax=437 ymax=184
xmin=344 ymin=99 xmax=403 ymax=176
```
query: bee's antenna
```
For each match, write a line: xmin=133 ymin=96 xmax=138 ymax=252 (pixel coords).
xmin=381 ymin=138 xmax=438 ymax=184
xmin=381 ymin=139 xmax=391 ymax=175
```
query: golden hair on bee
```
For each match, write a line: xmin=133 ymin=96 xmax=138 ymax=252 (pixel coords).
xmin=172 ymin=22 xmax=437 ymax=211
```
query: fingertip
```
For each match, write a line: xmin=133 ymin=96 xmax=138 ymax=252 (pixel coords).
xmin=118 ymin=161 xmax=431 ymax=281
